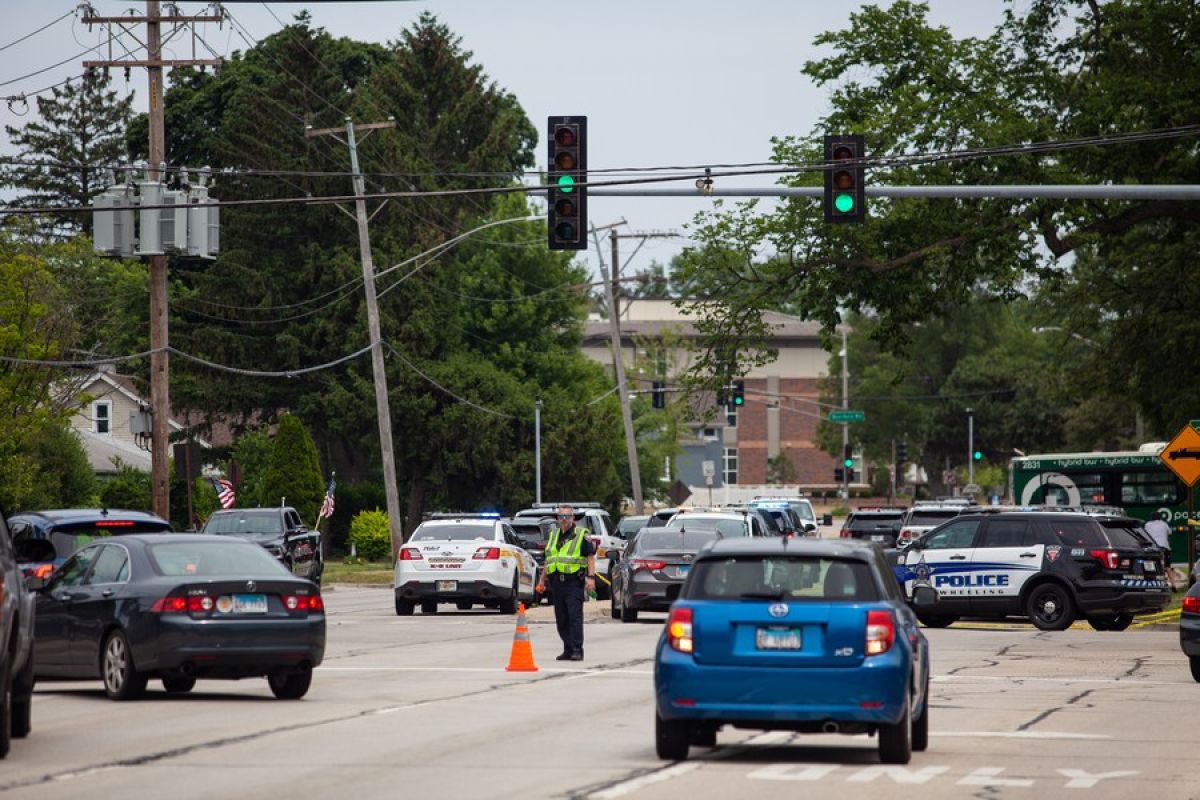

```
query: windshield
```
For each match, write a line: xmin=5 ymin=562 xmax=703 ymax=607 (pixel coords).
xmin=203 ymin=511 xmax=281 ymax=537
xmin=509 ymin=523 xmax=547 ymax=544
xmin=686 ymin=556 xmax=880 ymax=601
xmin=148 ymin=540 xmax=288 ymax=576
xmin=665 ymin=516 xmax=748 ymax=538
xmin=411 ymin=522 xmax=496 ymax=542
xmin=848 ymin=514 xmax=901 ymax=531
xmin=634 ymin=530 xmax=721 ymax=553
xmin=907 ymin=511 xmax=961 ymax=527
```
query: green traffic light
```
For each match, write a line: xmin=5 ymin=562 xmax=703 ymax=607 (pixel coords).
xmin=973 ymin=450 xmax=982 ymax=461
xmin=834 ymin=193 xmax=855 ymax=213
xmin=557 ymin=175 xmax=575 ymax=193
xmin=734 ymin=396 xmax=744 ymax=406
xmin=843 ymin=458 xmax=854 ymax=468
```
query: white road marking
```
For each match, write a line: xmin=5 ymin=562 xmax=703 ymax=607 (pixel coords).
xmin=935 ymin=674 xmax=1186 ymax=686
xmin=957 ymin=767 xmax=1034 ymax=787
xmin=748 ymin=764 xmax=840 ymax=782
xmin=590 ymin=763 xmax=701 ymax=798
xmin=1057 ymin=768 xmax=1140 ymax=788
xmin=846 ymin=766 xmax=951 ymax=784
xmin=932 ymin=731 xmax=1111 ymax=740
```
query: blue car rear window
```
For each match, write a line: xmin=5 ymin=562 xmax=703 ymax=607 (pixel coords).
xmin=685 ymin=557 xmax=880 ymax=602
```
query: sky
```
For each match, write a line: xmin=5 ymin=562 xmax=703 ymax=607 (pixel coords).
xmin=0 ymin=0 xmax=1012 ymax=285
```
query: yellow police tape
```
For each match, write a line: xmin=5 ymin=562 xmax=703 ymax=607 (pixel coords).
xmin=922 ymin=608 xmax=1182 ymax=632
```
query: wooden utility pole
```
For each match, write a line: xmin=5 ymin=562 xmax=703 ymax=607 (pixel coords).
xmin=306 ymin=118 xmax=404 ymax=556
xmin=608 ymin=229 xmax=678 ymax=322
xmin=84 ymin=3 xmax=222 ymax=519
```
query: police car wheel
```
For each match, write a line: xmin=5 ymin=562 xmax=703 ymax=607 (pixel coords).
xmin=420 ymin=600 xmax=438 ymax=614
xmin=499 ymin=578 xmax=519 ymax=614
xmin=1087 ymin=613 xmax=1132 ymax=632
xmin=915 ymin=614 xmax=957 ymax=629
xmin=1026 ymin=583 xmax=1075 ymax=631
xmin=395 ymin=597 xmax=415 ymax=616
xmin=456 ymin=601 xmax=472 ymax=611
xmin=1189 ymin=656 xmax=1200 ymax=683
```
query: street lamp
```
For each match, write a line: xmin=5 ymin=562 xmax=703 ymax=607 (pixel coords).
xmin=966 ymin=407 xmax=975 ymax=486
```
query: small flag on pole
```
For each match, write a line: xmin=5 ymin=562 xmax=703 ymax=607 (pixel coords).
xmin=212 ymin=478 xmax=236 ymax=509
xmin=318 ymin=476 xmax=336 ymax=519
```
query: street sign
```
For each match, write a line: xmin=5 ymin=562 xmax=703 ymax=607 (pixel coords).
xmin=667 ymin=480 xmax=692 ymax=506
xmin=962 ymin=483 xmax=981 ymax=495
xmin=1159 ymin=421 xmax=1200 ymax=486
xmin=701 ymin=460 xmax=716 ymax=478
xmin=829 ymin=410 xmax=865 ymax=423
xmin=704 ymin=475 xmax=714 ymax=487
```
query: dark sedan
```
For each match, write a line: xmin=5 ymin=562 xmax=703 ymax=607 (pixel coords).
xmin=31 ymin=534 xmax=324 ymax=700
xmin=1182 ymin=582 xmax=1200 ymax=681
xmin=610 ymin=528 xmax=722 ymax=622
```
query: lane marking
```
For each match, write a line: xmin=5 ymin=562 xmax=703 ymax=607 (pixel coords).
xmin=934 ymin=674 xmax=1187 ymax=686
xmin=590 ymin=763 xmax=700 ymax=798
xmin=932 ymin=731 xmax=1110 ymax=740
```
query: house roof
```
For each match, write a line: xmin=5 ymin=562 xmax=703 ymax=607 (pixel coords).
xmin=583 ymin=300 xmax=828 ymax=345
xmin=78 ymin=428 xmax=153 ymax=473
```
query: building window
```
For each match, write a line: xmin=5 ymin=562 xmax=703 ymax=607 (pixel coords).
xmin=701 ymin=427 xmax=718 ymax=442
xmin=726 ymin=405 xmax=738 ymax=427
xmin=723 ymin=447 xmax=738 ymax=485
xmin=94 ymin=401 xmax=111 ymax=435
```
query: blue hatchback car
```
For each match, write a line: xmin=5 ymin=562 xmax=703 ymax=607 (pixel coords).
xmin=654 ymin=538 xmax=934 ymax=764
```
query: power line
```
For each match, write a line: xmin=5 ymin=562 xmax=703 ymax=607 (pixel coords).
xmin=0 ymin=9 xmax=75 ymax=53
xmin=383 ymin=343 xmax=515 ymax=419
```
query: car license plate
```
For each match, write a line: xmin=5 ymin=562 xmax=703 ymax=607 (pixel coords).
xmin=871 ymin=535 xmax=887 ymax=542
xmin=1143 ymin=561 xmax=1157 ymax=572
xmin=232 ymin=594 xmax=267 ymax=614
xmin=436 ymin=580 xmax=457 ymax=592
xmin=676 ymin=565 xmax=690 ymax=578
xmin=756 ymin=626 xmax=802 ymax=651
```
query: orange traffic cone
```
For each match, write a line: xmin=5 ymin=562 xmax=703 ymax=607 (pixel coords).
xmin=505 ymin=602 xmax=539 ymax=672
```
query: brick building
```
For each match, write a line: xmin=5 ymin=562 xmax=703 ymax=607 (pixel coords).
xmin=582 ymin=299 xmax=843 ymax=499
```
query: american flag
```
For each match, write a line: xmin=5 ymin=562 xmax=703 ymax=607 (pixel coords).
xmin=212 ymin=478 xmax=236 ymax=509
xmin=318 ymin=476 xmax=336 ymax=519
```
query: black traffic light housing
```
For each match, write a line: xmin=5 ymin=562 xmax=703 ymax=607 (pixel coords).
xmin=846 ymin=468 xmax=856 ymax=482
xmin=652 ymin=381 xmax=666 ymax=409
xmin=897 ymin=440 xmax=908 ymax=465
xmin=842 ymin=443 xmax=854 ymax=468
xmin=547 ymin=116 xmax=587 ymax=250
xmin=823 ymin=134 xmax=866 ymax=224
xmin=732 ymin=379 xmax=745 ymax=409
xmin=834 ymin=467 xmax=844 ymax=483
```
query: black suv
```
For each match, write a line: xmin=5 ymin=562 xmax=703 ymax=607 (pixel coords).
xmin=895 ymin=510 xmax=1169 ymax=631
xmin=1 ymin=505 xmax=52 ymax=758
xmin=841 ymin=508 xmax=906 ymax=547
xmin=201 ymin=507 xmax=323 ymax=585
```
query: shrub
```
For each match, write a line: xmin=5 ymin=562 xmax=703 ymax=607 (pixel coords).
xmin=349 ymin=508 xmax=392 ymax=561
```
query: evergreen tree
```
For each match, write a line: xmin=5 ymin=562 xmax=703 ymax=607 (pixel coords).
xmin=1 ymin=69 xmax=133 ymax=237
xmin=260 ymin=415 xmax=325 ymax=524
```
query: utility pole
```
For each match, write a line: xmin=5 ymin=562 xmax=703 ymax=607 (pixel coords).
xmin=609 ymin=229 xmax=679 ymax=321
xmin=534 ymin=399 xmax=543 ymax=505
xmin=592 ymin=223 xmax=644 ymax=514
xmin=889 ymin=438 xmax=896 ymax=505
xmin=841 ymin=326 xmax=850 ymax=500
xmin=306 ymin=117 xmax=404 ymax=555
xmin=967 ymin=408 xmax=976 ymax=487
xmin=84 ymin=3 xmax=223 ymax=519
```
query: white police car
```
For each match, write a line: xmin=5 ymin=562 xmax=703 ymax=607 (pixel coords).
xmin=896 ymin=510 xmax=1169 ymax=631
xmin=394 ymin=517 xmax=538 ymax=615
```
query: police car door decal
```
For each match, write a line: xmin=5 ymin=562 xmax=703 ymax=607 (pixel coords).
xmin=900 ymin=520 xmax=980 ymax=601
xmin=969 ymin=519 xmax=1043 ymax=602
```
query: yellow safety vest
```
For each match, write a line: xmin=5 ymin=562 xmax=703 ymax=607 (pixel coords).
xmin=545 ymin=526 xmax=591 ymax=575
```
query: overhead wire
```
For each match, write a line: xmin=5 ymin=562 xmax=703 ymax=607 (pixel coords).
xmin=382 ymin=342 xmax=515 ymax=419
xmin=0 ymin=9 xmax=75 ymax=53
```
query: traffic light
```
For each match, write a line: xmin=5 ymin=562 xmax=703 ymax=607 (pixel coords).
xmin=896 ymin=440 xmax=908 ymax=465
xmin=843 ymin=443 xmax=854 ymax=469
xmin=834 ymin=467 xmax=844 ymax=483
xmin=823 ymin=134 xmax=866 ymax=224
xmin=652 ymin=381 xmax=665 ymax=409
xmin=547 ymin=116 xmax=587 ymax=250
xmin=733 ymin=380 xmax=745 ymax=408
xmin=846 ymin=468 xmax=855 ymax=482
xmin=973 ymin=450 xmax=983 ymax=462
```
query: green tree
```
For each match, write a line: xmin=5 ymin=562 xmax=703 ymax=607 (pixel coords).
xmin=261 ymin=415 xmax=325 ymax=524
xmin=766 ymin=453 xmax=799 ymax=485
xmin=673 ymin=0 xmax=1200 ymax=439
xmin=99 ymin=459 xmax=151 ymax=510
xmin=230 ymin=429 xmax=274 ymax=509
xmin=2 ymin=69 xmax=133 ymax=237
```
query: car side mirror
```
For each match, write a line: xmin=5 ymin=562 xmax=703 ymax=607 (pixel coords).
xmin=25 ymin=576 xmax=47 ymax=592
xmin=803 ymin=522 xmax=817 ymax=533
xmin=822 ymin=513 xmax=833 ymax=526
xmin=912 ymin=586 xmax=939 ymax=608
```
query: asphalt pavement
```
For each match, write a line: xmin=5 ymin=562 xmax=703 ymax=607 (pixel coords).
xmin=2 ymin=587 xmax=1196 ymax=799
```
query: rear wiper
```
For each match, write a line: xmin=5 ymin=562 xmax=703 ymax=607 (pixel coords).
xmin=739 ymin=591 xmax=787 ymax=600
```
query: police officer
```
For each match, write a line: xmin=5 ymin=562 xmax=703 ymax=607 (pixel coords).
xmin=535 ymin=504 xmax=596 ymax=661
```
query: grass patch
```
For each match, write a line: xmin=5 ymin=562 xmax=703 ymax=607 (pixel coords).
xmin=324 ymin=560 xmax=393 ymax=584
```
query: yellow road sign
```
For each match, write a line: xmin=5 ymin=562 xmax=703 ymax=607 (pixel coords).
xmin=1159 ymin=421 xmax=1200 ymax=486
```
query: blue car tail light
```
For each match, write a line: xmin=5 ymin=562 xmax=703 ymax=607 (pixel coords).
xmin=865 ymin=609 xmax=894 ymax=655
xmin=667 ymin=607 xmax=694 ymax=653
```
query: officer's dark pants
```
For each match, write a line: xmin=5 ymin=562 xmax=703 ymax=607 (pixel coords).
xmin=551 ymin=576 xmax=585 ymax=654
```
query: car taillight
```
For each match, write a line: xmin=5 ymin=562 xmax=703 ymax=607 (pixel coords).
xmin=866 ymin=609 xmax=895 ymax=656
xmin=150 ymin=597 xmax=187 ymax=613
xmin=187 ymin=596 xmax=214 ymax=614
xmin=632 ymin=559 xmax=666 ymax=571
xmin=898 ymin=529 xmax=912 ymax=543
xmin=32 ymin=563 xmax=54 ymax=579
xmin=399 ymin=548 xmax=423 ymax=560
xmin=839 ymin=529 xmax=850 ymax=538
xmin=473 ymin=547 xmax=501 ymax=560
xmin=1183 ymin=596 xmax=1200 ymax=614
xmin=284 ymin=595 xmax=324 ymax=612
xmin=1089 ymin=549 xmax=1121 ymax=570
xmin=667 ymin=607 xmax=694 ymax=653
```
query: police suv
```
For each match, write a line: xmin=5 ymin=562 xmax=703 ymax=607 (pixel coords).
xmin=394 ymin=516 xmax=538 ymax=615
xmin=896 ymin=509 xmax=1170 ymax=631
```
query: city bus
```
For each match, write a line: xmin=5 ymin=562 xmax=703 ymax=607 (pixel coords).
xmin=1010 ymin=444 xmax=1193 ymax=562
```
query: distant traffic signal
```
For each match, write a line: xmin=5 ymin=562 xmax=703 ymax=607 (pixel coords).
xmin=896 ymin=440 xmax=908 ymax=465
xmin=846 ymin=468 xmax=856 ymax=482
xmin=834 ymin=467 xmax=844 ymax=483
xmin=652 ymin=381 xmax=666 ymax=409
xmin=733 ymin=380 xmax=745 ymax=408
xmin=547 ymin=116 xmax=587 ymax=250
xmin=843 ymin=443 xmax=854 ymax=469
xmin=973 ymin=450 xmax=983 ymax=462
xmin=823 ymin=134 xmax=866 ymax=224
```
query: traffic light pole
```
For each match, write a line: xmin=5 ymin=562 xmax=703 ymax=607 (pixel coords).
xmin=306 ymin=117 xmax=404 ymax=556
xmin=967 ymin=409 xmax=975 ymax=486
xmin=841 ymin=327 xmax=849 ymax=499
